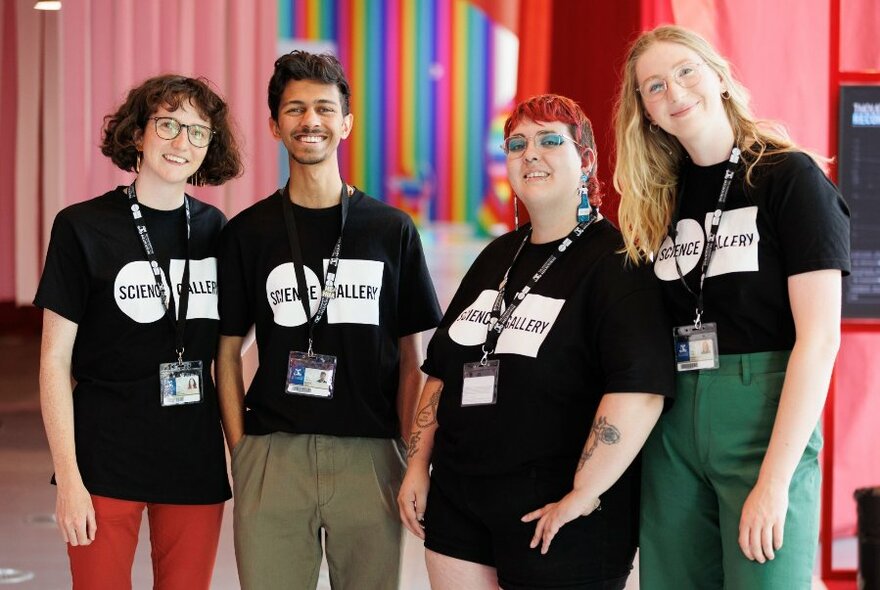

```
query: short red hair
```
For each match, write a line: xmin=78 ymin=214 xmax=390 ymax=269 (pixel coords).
xmin=504 ymin=94 xmax=602 ymax=206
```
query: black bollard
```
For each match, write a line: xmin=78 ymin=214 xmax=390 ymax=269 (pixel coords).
xmin=855 ymin=487 xmax=880 ymax=590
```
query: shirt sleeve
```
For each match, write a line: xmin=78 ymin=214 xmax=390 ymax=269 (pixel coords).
xmin=593 ymin=257 xmax=676 ymax=398
xmin=772 ymin=154 xmax=852 ymax=277
xmin=217 ymin=220 xmax=254 ymax=336
xmin=396 ymin=217 xmax=443 ymax=337
xmin=33 ymin=211 xmax=91 ymax=324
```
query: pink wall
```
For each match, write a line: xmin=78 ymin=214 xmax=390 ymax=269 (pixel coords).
xmin=2 ymin=0 xmax=278 ymax=305
xmin=0 ymin=2 xmax=18 ymax=302
xmin=842 ymin=0 xmax=880 ymax=71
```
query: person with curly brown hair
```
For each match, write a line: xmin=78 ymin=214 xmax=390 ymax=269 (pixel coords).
xmin=35 ymin=74 xmax=242 ymax=589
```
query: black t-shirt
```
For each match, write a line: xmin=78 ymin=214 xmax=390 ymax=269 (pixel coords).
xmin=423 ymin=220 xmax=675 ymax=477
xmin=654 ymin=152 xmax=851 ymax=353
xmin=218 ymin=189 xmax=442 ymax=438
xmin=33 ymin=187 xmax=231 ymax=504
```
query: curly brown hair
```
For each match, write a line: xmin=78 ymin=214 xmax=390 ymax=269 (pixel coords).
xmin=101 ymin=74 xmax=243 ymax=185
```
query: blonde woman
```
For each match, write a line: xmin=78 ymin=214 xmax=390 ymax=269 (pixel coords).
xmin=613 ymin=25 xmax=850 ymax=589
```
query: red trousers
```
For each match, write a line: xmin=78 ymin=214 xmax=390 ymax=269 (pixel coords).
xmin=67 ymin=495 xmax=224 ymax=590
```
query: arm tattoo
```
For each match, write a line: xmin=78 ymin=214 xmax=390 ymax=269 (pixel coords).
xmin=406 ymin=384 xmax=443 ymax=458
xmin=406 ymin=430 xmax=422 ymax=459
xmin=415 ymin=385 xmax=442 ymax=428
xmin=577 ymin=416 xmax=621 ymax=472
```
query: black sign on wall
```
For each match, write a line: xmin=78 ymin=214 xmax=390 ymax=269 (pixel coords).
xmin=839 ymin=85 xmax=880 ymax=319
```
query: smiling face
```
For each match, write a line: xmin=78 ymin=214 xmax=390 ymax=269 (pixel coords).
xmin=635 ymin=41 xmax=730 ymax=147
xmin=506 ymin=119 xmax=588 ymax=216
xmin=270 ymin=79 xmax=353 ymax=168
xmin=136 ymin=100 xmax=210 ymax=187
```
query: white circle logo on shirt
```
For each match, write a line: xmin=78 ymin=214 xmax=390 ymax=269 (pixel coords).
xmin=448 ymin=290 xmax=499 ymax=346
xmin=114 ymin=261 xmax=169 ymax=323
xmin=654 ymin=218 xmax=705 ymax=281
xmin=266 ymin=263 xmax=321 ymax=327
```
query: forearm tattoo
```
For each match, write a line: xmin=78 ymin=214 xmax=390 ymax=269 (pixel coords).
xmin=406 ymin=430 xmax=422 ymax=459
xmin=406 ymin=384 xmax=443 ymax=458
xmin=416 ymin=386 xmax=442 ymax=428
xmin=577 ymin=416 xmax=621 ymax=472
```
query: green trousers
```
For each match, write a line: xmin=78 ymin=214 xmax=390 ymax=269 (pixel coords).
xmin=232 ymin=433 xmax=406 ymax=590
xmin=640 ymin=351 xmax=822 ymax=590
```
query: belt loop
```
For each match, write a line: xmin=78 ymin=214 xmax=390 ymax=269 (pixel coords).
xmin=742 ymin=354 xmax=752 ymax=386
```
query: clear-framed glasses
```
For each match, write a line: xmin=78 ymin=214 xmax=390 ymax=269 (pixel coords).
xmin=501 ymin=131 xmax=581 ymax=159
xmin=637 ymin=62 xmax=705 ymax=103
xmin=150 ymin=117 xmax=214 ymax=148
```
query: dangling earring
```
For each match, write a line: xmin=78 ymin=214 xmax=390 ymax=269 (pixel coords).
xmin=577 ymin=172 xmax=591 ymax=223
xmin=648 ymin=122 xmax=659 ymax=133
xmin=513 ymin=195 xmax=520 ymax=230
xmin=135 ymin=152 xmax=142 ymax=174
xmin=721 ymin=90 xmax=731 ymax=100
xmin=189 ymin=170 xmax=202 ymax=187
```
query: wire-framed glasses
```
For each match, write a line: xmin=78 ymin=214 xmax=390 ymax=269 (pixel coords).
xmin=150 ymin=117 xmax=214 ymax=148
xmin=637 ymin=62 xmax=705 ymax=103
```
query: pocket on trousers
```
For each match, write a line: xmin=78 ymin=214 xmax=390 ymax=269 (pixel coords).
xmin=392 ymin=437 xmax=408 ymax=469
xmin=752 ymin=370 xmax=786 ymax=406
xmin=368 ymin=439 xmax=405 ymax=514
xmin=231 ymin=435 xmax=249 ymax=463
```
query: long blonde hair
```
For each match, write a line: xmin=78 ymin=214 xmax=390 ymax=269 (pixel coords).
xmin=613 ymin=25 xmax=807 ymax=264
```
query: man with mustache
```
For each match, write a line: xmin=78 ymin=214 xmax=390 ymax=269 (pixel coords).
xmin=217 ymin=51 xmax=442 ymax=590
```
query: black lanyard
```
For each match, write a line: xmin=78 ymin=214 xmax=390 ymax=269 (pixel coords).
xmin=280 ymin=182 xmax=350 ymax=356
xmin=669 ymin=147 xmax=741 ymax=328
xmin=126 ymin=183 xmax=191 ymax=362
xmin=481 ymin=217 xmax=595 ymax=363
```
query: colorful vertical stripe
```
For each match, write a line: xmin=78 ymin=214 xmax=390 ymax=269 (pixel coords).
xmin=288 ymin=0 xmax=337 ymax=40
xmin=276 ymin=0 xmax=503 ymax=224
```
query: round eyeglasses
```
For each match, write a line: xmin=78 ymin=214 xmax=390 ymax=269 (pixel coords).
xmin=637 ymin=62 xmax=705 ymax=103
xmin=501 ymin=132 xmax=581 ymax=159
xmin=150 ymin=117 xmax=215 ymax=148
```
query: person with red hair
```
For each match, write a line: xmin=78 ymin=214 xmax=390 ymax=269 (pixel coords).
xmin=397 ymin=94 xmax=674 ymax=590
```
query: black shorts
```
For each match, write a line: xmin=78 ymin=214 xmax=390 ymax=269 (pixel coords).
xmin=424 ymin=466 xmax=636 ymax=590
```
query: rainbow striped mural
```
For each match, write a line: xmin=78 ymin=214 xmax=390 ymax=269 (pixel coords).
xmin=276 ymin=0 xmax=512 ymax=225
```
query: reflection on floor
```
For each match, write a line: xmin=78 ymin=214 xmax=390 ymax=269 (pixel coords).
xmin=0 ymin=225 xmax=854 ymax=589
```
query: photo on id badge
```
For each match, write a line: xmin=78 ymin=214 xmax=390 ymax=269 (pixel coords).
xmin=307 ymin=369 xmax=331 ymax=388
xmin=286 ymin=351 xmax=337 ymax=398
xmin=159 ymin=361 xmax=203 ymax=406
xmin=177 ymin=376 xmax=200 ymax=392
xmin=693 ymin=337 xmax=714 ymax=360
xmin=674 ymin=323 xmax=719 ymax=371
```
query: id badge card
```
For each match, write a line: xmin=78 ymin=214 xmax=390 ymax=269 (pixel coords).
xmin=286 ymin=351 xmax=337 ymax=399
xmin=461 ymin=360 xmax=500 ymax=406
xmin=673 ymin=322 xmax=720 ymax=372
xmin=159 ymin=360 xmax=204 ymax=406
